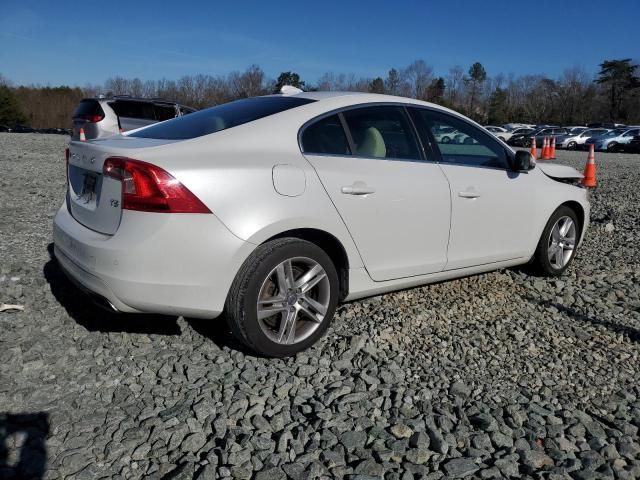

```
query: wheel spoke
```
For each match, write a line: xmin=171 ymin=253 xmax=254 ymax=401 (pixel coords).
xmin=551 ymin=224 xmax=561 ymax=242
xmin=298 ymin=296 xmax=326 ymax=322
xmin=296 ymin=265 xmax=327 ymax=294
xmin=257 ymin=302 xmax=287 ymax=320
xmin=560 ymin=218 xmax=573 ymax=237
xmin=275 ymin=263 xmax=288 ymax=294
xmin=277 ymin=309 xmax=298 ymax=344
xmin=283 ymin=260 xmax=295 ymax=289
xmin=554 ymin=246 xmax=564 ymax=267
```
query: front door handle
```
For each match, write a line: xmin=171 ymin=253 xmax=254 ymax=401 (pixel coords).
xmin=458 ymin=190 xmax=481 ymax=199
xmin=341 ymin=184 xmax=376 ymax=195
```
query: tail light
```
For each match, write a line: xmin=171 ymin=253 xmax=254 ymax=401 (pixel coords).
xmin=78 ymin=114 xmax=104 ymax=123
xmin=102 ymin=157 xmax=211 ymax=214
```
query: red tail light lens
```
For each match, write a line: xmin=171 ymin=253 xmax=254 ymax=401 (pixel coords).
xmin=79 ymin=114 xmax=104 ymax=123
xmin=103 ymin=157 xmax=211 ymax=213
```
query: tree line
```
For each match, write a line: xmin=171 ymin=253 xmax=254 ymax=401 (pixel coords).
xmin=1 ymin=59 xmax=639 ymax=129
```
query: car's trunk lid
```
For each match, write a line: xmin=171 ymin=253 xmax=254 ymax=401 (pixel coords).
xmin=66 ymin=136 xmax=180 ymax=234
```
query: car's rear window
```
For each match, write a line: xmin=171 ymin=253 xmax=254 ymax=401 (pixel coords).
xmin=130 ymin=96 xmax=315 ymax=140
xmin=73 ymin=100 xmax=104 ymax=118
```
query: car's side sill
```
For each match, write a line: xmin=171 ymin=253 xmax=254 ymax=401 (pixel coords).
xmin=344 ymin=257 xmax=527 ymax=302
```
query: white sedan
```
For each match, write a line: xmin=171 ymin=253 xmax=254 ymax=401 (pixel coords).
xmin=54 ymin=89 xmax=590 ymax=356
xmin=483 ymin=125 xmax=510 ymax=141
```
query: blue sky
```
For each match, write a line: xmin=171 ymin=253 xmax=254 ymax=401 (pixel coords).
xmin=1 ymin=0 xmax=639 ymax=87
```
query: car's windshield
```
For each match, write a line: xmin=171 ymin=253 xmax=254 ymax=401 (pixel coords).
xmin=130 ymin=96 xmax=315 ymax=140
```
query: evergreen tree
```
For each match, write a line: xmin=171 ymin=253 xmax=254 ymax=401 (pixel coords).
xmin=369 ymin=77 xmax=385 ymax=94
xmin=487 ymin=87 xmax=509 ymax=125
xmin=273 ymin=71 xmax=305 ymax=93
xmin=384 ymin=69 xmax=401 ymax=95
xmin=465 ymin=62 xmax=487 ymax=118
xmin=595 ymin=59 xmax=640 ymax=121
xmin=426 ymin=77 xmax=445 ymax=103
xmin=0 ymin=86 xmax=27 ymax=127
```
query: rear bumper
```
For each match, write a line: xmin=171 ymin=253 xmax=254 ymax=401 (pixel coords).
xmin=53 ymin=202 xmax=255 ymax=319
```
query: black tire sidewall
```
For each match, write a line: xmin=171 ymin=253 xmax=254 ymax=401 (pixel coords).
xmin=236 ymin=240 xmax=339 ymax=357
xmin=535 ymin=206 xmax=580 ymax=276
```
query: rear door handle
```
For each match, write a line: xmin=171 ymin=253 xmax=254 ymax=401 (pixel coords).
xmin=341 ymin=185 xmax=376 ymax=195
xmin=458 ymin=190 xmax=481 ymax=199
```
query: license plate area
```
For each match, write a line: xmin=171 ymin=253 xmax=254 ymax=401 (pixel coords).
xmin=79 ymin=173 xmax=97 ymax=203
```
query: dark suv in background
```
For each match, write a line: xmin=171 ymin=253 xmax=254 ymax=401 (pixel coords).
xmin=72 ymin=96 xmax=196 ymax=140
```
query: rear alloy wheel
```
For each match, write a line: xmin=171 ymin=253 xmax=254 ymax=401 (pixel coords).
xmin=226 ymin=238 xmax=339 ymax=357
xmin=607 ymin=142 xmax=618 ymax=152
xmin=441 ymin=136 xmax=451 ymax=143
xmin=530 ymin=206 xmax=580 ymax=276
xmin=567 ymin=141 xmax=577 ymax=150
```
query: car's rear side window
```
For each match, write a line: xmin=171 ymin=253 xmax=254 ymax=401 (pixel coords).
xmin=110 ymin=101 xmax=156 ymax=120
xmin=73 ymin=100 xmax=104 ymax=118
xmin=301 ymin=115 xmax=350 ymax=155
xmin=130 ymin=97 xmax=315 ymax=140
xmin=154 ymin=104 xmax=178 ymax=121
xmin=342 ymin=106 xmax=421 ymax=160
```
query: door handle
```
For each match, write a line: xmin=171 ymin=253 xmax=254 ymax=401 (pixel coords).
xmin=341 ymin=185 xmax=376 ymax=195
xmin=458 ymin=190 xmax=481 ymax=199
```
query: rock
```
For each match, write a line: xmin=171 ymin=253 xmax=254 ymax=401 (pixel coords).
xmin=254 ymin=467 xmax=286 ymax=480
xmin=390 ymin=423 xmax=413 ymax=439
xmin=181 ymin=433 xmax=206 ymax=453
xmin=519 ymin=450 xmax=554 ymax=471
xmin=340 ymin=430 xmax=367 ymax=449
xmin=443 ymin=458 xmax=480 ymax=477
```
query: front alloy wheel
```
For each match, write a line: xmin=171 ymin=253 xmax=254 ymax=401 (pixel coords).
xmin=530 ymin=206 xmax=580 ymax=276
xmin=547 ymin=216 xmax=577 ymax=269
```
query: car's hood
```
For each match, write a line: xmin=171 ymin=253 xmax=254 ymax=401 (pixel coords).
xmin=538 ymin=163 xmax=583 ymax=180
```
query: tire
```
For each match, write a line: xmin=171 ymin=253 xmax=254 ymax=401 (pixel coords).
xmin=225 ymin=238 xmax=339 ymax=357
xmin=530 ymin=206 xmax=580 ymax=276
xmin=441 ymin=136 xmax=451 ymax=143
xmin=567 ymin=141 xmax=577 ymax=150
xmin=607 ymin=142 xmax=618 ymax=152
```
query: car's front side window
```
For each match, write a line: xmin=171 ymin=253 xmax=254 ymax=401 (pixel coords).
xmin=341 ymin=106 xmax=420 ymax=160
xmin=301 ymin=115 xmax=351 ymax=156
xmin=410 ymin=108 xmax=508 ymax=169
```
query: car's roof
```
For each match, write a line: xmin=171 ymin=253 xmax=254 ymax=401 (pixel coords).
xmin=284 ymin=91 xmax=467 ymax=119
xmin=82 ymin=96 xmax=192 ymax=108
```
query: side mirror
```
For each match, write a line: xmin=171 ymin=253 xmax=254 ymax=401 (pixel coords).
xmin=511 ymin=150 xmax=535 ymax=171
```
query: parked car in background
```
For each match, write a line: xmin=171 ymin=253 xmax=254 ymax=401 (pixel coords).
xmin=72 ymin=96 xmax=196 ymax=141
xmin=484 ymin=126 xmax=509 ymax=140
xmin=556 ymin=128 xmax=610 ymax=150
xmin=566 ymin=126 xmax=588 ymax=135
xmin=53 ymin=90 xmax=589 ymax=356
xmin=509 ymin=127 xmax=569 ymax=147
xmin=432 ymin=125 xmax=461 ymax=143
xmin=627 ymin=135 xmax=640 ymax=153
xmin=587 ymin=122 xmax=625 ymax=129
xmin=585 ymin=127 xmax=640 ymax=152
xmin=503 ymin=123 xmax=536 ymax=131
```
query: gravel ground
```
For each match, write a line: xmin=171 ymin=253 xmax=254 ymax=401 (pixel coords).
xmin=1 ymin=132 xmax=639 ymax=480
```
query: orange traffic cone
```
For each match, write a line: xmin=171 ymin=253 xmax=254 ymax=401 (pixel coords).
xmin=530 ymin=137 xmax=537 ymax=159
xmin=550 ymin=136 xmax=556 ymax=159
xmin=582 ymin=144 xmax=596 ymax=187
xmin=541 ymin=136 xmax=551 ymax=160
xmin=79 ymin=127 xmax=86 ymax=141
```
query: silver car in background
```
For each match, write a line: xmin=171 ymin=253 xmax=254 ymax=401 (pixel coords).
xmin=72 ymin=96 xmax=196 ymax=141
xmin=556 ymin=128 xmax=610 ymax=150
